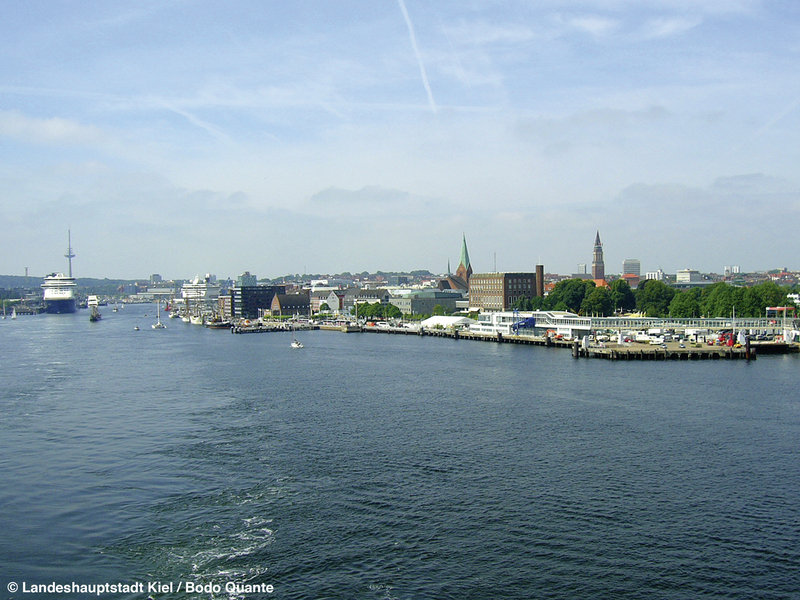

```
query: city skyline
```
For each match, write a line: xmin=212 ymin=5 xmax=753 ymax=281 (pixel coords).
xmin=1 ymin=1 xmax=799 ymax=278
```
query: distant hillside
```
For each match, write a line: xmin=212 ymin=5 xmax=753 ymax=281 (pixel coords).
xmin=0 ymin=275 xmax=137 ymax=295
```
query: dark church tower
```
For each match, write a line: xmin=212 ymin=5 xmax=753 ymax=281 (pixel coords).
xmin=591 ymin=230 xmax=605 ymax=281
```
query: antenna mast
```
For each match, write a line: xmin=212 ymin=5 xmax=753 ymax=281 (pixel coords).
xmin=65 ymin=230 xmax=76 ymax=277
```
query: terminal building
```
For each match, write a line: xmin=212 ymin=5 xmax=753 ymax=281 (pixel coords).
xmin=469 ymin=310 xmax=592 ymax=339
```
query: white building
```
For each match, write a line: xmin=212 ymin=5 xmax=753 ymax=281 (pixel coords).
xmin=646 ymin=269 xmax=665 ymax=281
xmin=676 ymin=269 xmax=702 ymax=284
xmin=469 ymin=310 xmax=592 ymax=339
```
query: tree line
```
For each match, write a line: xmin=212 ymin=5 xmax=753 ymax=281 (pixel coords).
xmin=511 ymin=278 xmax=797 ymax=318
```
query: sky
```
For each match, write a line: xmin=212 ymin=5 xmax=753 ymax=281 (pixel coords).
xmin=1 ymin=0 xmax=799 ymax=280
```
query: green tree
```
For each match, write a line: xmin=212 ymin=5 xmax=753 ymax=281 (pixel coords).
xmin=385 ymin=304 xmax=402 ymax=319
xmin=512 ymin=296 xmax=545 ymax=311
xmin=668 ymin=288 xmax=701 ymax=317
xmin=355 ymin=301 xmax=401 ymax=320
xmin=701 ymin=282 xmax=743 ymax=317
xmin=636 ymin=279 xmax=675 ymax=317
xmin=545 ymin=279 xmax=595 ymax=313
xmin=751 ymin=281 xmax=789 ymax=315
xmin=580 ymin=287 xmax=613 ymax=316
xmin=432 ymin=304 xmax=446 ymax=316
xmin=732 ymin=281 xmax=787 ymax=317
xmin=609 ymin=279 xmax=636 ymax=313
xmin=319 ymin=302 xmax=330 ymax=312
xmin=511 ymin=296 xmax=531 ymax=310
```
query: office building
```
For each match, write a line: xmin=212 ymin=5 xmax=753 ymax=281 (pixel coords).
xmin=469 ymin=272 xmax=537 ymax=312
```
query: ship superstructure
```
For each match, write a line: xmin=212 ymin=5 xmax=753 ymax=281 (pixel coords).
xmin=180 ymin=274 xmax=221 ymax=318
xmin=42 ymin=231 xmax=78 ymax=314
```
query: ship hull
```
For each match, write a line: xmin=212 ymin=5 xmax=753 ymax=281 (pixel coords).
xmin=45 ymin=298 xmax=77 ymax=314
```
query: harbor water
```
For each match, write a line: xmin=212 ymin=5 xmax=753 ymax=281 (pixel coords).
xmin=1 ymin=306 xmax=798 ymax=599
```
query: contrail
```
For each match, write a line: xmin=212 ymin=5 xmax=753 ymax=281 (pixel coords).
xmin=397 ymin=0 xmax=437 ymax=113
xmin=164 ymin=103 xmax=233 ymax=144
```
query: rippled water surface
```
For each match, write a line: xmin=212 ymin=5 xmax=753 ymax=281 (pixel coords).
xmin=1 ymin=307 xmax=799 ymax=599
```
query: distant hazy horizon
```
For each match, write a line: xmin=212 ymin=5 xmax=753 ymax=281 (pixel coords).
xmin=2 ymin=2 xmax=798 ymax=278
xmin=0 ymin=262 xmax=794 ymax=286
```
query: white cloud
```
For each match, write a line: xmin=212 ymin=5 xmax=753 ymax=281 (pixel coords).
xmin=564 ymin=15 xmax=621 ymax=37
xmin=442 ymin=21 xmax=537 ymax=47
xmin=0 ymin=110 xmax=107 ymax=146
xmin=639 ymin=16 xmax=702 ymax=39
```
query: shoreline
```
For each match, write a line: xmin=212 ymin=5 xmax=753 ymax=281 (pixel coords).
xmin=241 ymin=321 xmax=798 ymax=361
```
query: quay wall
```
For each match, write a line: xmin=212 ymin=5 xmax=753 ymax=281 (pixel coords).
xmin=350 ymin=325 xmax=800 ymax=361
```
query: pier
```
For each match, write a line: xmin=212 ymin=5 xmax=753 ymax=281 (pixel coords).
xmin=226 ymin=319 xmax=799 ymax=360
xmin=353 ymin=325 xmax=799 ymax=360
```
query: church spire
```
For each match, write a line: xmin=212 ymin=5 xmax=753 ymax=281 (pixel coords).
xmin=459 ymin=233 xmax=470 ymax=271
xmin=455 ymin=233 xmax=473 ymax=283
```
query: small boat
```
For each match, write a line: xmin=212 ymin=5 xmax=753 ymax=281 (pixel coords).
xmin=134 ymin=325 xmax=140 ymax=331
xmin=205 ymin=318 xmax=232 ymax=329
xmin=291 ymin=321 xmax=304 ymax=348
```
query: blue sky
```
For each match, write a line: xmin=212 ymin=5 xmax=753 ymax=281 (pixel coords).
xmin=1 ymin=0 xmax=799 ymax=279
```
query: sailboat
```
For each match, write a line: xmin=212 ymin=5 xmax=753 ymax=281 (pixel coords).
xmin=152 ymin=299 xmax=166 ymax=329
xmin=11 ymin=307 xmax=17 ymax=320
xmin=291 ymin=320 xmax=304 ymax=348
xmin=88 ymin=295 xmax=101 ymax=322
xmin=181 ymin=296 xmax=191 ymax=323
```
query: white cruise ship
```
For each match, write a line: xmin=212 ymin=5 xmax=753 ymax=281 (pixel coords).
xmin=42 ymin=231 xmax=78 ymax=314
xmin=42 ymin=272 xmax=77 ymax=314
xmin=180 ymin=274 xmax=221 ymax=318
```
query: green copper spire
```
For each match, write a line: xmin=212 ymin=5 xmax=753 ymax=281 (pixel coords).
xmin=459 ymin=233 xmax=470 ymax=271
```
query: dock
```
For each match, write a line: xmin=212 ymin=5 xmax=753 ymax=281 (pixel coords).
xmin=227 ymin=319 xmax=798 ymax=360
xmin=357 ymin=325 xmax=799 ymax=360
